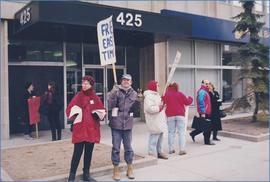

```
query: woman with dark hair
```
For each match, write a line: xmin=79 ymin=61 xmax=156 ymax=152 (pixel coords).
xmin=208 ymin=82 xmax=222 ymax=141
xmin=42 ymin=81 xmax=62 ymax=141
xmin=23 ymin=82 xmax=35 ymax=140
xmin=66 ymin=75 xmax=105 ymax=182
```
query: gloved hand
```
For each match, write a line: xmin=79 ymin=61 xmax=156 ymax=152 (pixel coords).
xmin=110 ymin=84 xmax=120 ymax=96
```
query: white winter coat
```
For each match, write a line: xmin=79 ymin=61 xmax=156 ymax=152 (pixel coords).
xmin=143 ymin=90 xmax=168 ymax=135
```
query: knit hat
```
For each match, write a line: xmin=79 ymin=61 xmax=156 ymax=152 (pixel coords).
xmin=82 ymin=75 xmax=95 ymax=86
xmin=147 ymin=80 xmax=158 ymax=92
xmin=25 ymin=82 xmax=33 ymax=89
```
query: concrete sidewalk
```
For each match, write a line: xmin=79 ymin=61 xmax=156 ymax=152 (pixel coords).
xmin=98 ymin=122 xmax=269 ymax=181
xmin=1 ymin=121 xmax=269 ymax=181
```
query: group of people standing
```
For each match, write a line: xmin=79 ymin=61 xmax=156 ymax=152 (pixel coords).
xmin=23 ymin=81 xmax=62 ymax=141
xmin=23 ymin=73 xmax=222 ymax=182
xmin=143 ymin=78 xmax=223 ymax=162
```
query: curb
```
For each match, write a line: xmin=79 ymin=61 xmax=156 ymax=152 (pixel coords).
xmin=33 ymin=155 xmax=157 ymax=181
xmin=218 ymin=131 xmax=269 ymax=142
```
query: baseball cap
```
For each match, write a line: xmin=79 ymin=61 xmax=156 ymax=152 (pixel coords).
xmin=121 ymin=74 xmax=132 ymax=80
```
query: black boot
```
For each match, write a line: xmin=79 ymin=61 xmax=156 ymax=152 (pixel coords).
xmin=67 ymin=173 xmax=76 ymax=182
xmin=52 ymin=130 xmax=56 ymax=141
xmin=57 ymin=129 xmax=62 ymax=140
xmin=83 ymin=170 xmax=96 ymax=182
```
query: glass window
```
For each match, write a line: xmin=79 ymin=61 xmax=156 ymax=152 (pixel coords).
xmin=222 ymin=69 xmax=243 ymax=102
xmin=83 ymin=44 xmax=100 ymax=65
xmin=196 ymin=69 xmax=220 ymax=93
xmin=196 ymin=41 xmax=219 ymax=65
xmin=168 ymin=40 xmax=193 ymax=65
xmin=8 ymin=40 xmax=63 ymax=62
xmin=171 ymin=68 xmax=195 ymax=102
xmin=83 ymin=44 xmax=125 ymax=65
xmin=66 ymin=43 xmax=82 ymax=103
xmin=222 ymin=44 xmax=241 ymax=66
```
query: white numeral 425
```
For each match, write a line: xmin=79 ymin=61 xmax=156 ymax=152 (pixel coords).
xmin=116 ymin=12 xmax=142 ymax=27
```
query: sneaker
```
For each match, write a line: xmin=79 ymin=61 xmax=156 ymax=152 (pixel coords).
xmin=24 ymin=135 xmax=34 ymax=140
xmin=179 ymin=151 xmax=187 ymax=155
xmin=169 ymin=150 xmax=175 ymax=154
xmin=157 ymin=153 xmax=168 ymax=160
xmin=213 ymin=138 xmax=221 ymax=141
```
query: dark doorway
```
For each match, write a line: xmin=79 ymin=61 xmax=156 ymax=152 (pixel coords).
xmin=8 ymin=66 xmax=64 ymax=134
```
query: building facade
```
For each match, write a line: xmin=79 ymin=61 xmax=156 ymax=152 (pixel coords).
xmin=1 ymin=0 xmax=269 ymax=139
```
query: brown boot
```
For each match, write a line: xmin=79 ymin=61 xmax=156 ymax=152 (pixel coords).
xmin=158 ymin=153 xmax=168 ymax=159
xmin=126 ymin=164 xmax=135 ymax=179
xmin=112 ymin=165 xmax=120 ymax=181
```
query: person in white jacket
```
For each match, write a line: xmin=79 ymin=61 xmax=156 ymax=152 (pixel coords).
xmin=144 ymin=80 xmax=168 ymax=159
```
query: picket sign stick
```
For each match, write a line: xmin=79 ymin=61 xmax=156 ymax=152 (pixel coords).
xmin=163 ymin=51 xmax=181 ymax=95
xmin=35 ymin=123 xmax=39 ymax=139
xmin=112 ymin=63 xmax=117 ymax=85
xmin=184 ymin=106 xmax=189 ymax=132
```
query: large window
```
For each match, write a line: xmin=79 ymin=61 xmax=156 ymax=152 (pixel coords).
xmin=222 ymin=44 xmax=244 ymax=102
xmin=66 ymin=43 xmax=82 ymax=103
xmin=8 ymin=40 xmax=63 ymax=62
xmin=167 ymin=40 xmax=246 ymax=104
xmin=168 ymin=40 xmax=193 ymax=65
xmin=83 ymin=44 xmax=125 ymax=65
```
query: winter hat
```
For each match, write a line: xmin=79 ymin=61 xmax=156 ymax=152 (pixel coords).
xmin=25 ymin=81 xmax=33 ymax=89
xmin=147 ymin=80 xmax=158 ymax=92
xmin=82 ymin=75 xmax=95 ymax=86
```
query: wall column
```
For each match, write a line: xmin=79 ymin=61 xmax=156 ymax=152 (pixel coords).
xmin=154 ymin=42 xmax=167 ymax=94
xmin=0 ymin=20 xmax=10 ymax=140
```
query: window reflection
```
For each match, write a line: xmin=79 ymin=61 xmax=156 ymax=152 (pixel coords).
xmin=8 ymin=40 xmax=63 ymax=62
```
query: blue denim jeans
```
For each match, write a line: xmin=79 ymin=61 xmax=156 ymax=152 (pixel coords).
xmin=167 ymin=116 xmax=186 ymax=152
xmin=111 ymin=129 xmax=134 ymax=165
xmin=148 ymin=133 xmax=164 ymax=154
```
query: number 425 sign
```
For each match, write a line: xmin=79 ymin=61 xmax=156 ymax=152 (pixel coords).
xmin=116 ymin=12 xmax=142 ymax=27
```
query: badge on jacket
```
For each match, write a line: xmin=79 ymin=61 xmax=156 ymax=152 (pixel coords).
xmin=90 ymin=100 xmax=94 ymax=104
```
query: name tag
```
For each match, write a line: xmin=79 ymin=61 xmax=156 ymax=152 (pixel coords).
xmin=90 ymin=100 xmax=94 ymax=104
xmin=130 ymin=112 xmax=134 ymax=117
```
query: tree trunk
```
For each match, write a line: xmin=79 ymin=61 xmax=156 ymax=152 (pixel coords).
xmin=252 ymin=92 xmax=259 ymax=122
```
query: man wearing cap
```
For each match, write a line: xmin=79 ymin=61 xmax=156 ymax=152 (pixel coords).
xmin=108 ymin=74 xmax=140 ymax=181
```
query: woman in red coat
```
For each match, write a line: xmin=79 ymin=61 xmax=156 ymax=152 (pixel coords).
xmin=66 ymin=75 xmax=105 ymax=182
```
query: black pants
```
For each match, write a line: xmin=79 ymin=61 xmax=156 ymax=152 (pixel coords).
xmin=212 ymin=130 xmax=218 ymax=139
xmin=190 ymin=115 xmax=212 ymax=144
xmin=23 ymin=112 xmax=32 ymax=135
xmin=70 ymin=142 xmax=95 ymax=175
xmin=47 ymin=111 xmax=61 ymax=140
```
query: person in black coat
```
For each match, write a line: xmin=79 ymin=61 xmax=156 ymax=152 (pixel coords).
xmin=209 ymin=83 xmax=222 ymax=141
xmin=42 ymin=81 xmax=62 ymax=141
xmin=22 ymin=82 xmax=36 ymax=140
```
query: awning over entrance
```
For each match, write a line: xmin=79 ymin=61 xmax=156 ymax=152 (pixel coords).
xmin=161 ymin=9 xmax=269 ymax=45
xmin=13 ymin=1 xmax=192 ymax=47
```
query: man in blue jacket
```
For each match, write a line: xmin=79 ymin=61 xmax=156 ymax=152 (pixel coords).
xmin=190 ymin=79 xmax=215 ymax=145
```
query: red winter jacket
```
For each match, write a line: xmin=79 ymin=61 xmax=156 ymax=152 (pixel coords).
xmin=66 ymin=89 xmax=105 ymax=144
xmin=163 ymin=88 xmax=193 ymax=117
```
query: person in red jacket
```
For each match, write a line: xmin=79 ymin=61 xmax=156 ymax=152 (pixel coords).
xmin=66 ymin=75 xmax=105 ymax=182
xmin=163 ymin=82 xmax=193 ymax=155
